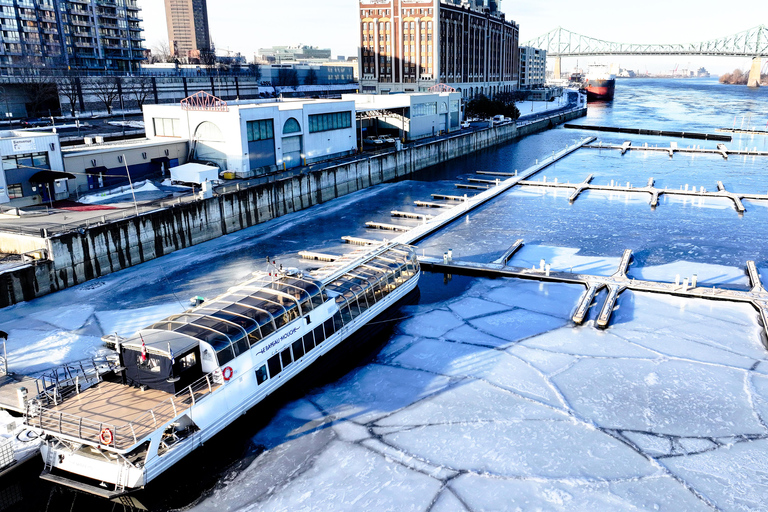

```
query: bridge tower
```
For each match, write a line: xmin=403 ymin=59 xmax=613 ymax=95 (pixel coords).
xmin=553 ymin=56 xmax=562 ymax=80
xmin=748 ymin=57 xmax=762 ymax=88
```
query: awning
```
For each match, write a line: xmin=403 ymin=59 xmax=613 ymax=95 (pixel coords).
xmin=30 ymin=170 xmax=76 ymax=182
xmin=85 ymin=166 xmax=108 ymax=175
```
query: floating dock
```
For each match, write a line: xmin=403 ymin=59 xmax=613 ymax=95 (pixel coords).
xmin=565 ymin=124 xmax=732 ymax=142
xmin=518 ymin=175 xmax=768 ymax=214
xmin=418 ymin=251 xmax=768 ymax=336
xmin=584 ymin=141 xmax=768 ymax=158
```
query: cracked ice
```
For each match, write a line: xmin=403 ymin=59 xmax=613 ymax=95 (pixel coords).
xmin=193 ymin=277 xmax=768 ymax=512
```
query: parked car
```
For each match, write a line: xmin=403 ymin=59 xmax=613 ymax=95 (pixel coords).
xmin=365 ymin=136 xmax=384 ymax=145
xmin=492 ymin=115 xmax=512 ymax=126
xmin=460 ymin=121 xmax=471 ymax=129
xmin=22 ymin=117 xmax=51 ymax=127
xmin=377 ymin=134 xmax=396 ymax=144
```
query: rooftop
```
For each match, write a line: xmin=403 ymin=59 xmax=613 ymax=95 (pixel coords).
xmin=62 ymin=138 xmax=189 ymax=157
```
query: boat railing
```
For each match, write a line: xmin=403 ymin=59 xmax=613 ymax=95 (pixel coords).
xmin=34 ymin=355 xmax=122 ymax=406
xmin=27 ymin=371 xmax=221 ymax=451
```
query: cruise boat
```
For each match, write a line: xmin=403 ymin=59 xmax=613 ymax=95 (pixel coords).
xmin=27 ymin=243 xmax=420 ymax=497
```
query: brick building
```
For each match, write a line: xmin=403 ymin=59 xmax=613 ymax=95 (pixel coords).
xmin=358 ymin=0 xmax=519 ymax=98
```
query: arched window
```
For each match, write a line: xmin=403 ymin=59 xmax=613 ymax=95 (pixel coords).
xmin=283 ymin=118 xmax=301 ymax=135
xmin=193 ymin=121 xmax=224 ymax=142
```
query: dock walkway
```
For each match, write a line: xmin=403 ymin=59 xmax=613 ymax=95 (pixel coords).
xmin=418 ymin=251 xmax=768 ymax=333
xmin=517 ymin=175 xmax=768 ymax=214
xmin=583 ymin=141 xmax=768 ymax=158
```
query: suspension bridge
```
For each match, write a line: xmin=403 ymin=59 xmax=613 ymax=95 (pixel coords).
xmin=523 ymin=25 xmax=768 ymax=87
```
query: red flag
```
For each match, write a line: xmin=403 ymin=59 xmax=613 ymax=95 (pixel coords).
xmin=140 ymin=334 xmax=148 ymax=362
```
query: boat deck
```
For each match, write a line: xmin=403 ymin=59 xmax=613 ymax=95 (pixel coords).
xmin=51 ymin=381 xmax=173 ymax=426
xmin=33 ymin=380 xmax=217 ymax=449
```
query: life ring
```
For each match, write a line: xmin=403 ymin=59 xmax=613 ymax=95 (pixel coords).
xmin=100 ymin=427 xmax=113 ymax=446
xmin=222 ymin=366 xmax=234 ymax=381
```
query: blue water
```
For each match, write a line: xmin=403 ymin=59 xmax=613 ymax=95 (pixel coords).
xmin=419 ymin=79 xmax=768 ymax=273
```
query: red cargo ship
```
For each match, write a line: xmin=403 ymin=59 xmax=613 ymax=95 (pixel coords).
xmin=585 ymin=66 xmax=616 ymax=101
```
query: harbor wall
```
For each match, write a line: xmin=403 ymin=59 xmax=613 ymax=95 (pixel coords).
xmin=0 ymin=261 xmax=54 ymax=308
xmin=5 ymin=107 xmax=586 ymax=305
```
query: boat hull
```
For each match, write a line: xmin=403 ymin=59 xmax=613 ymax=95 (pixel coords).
xmin=586 ymin=79 xmax=616 ymax=101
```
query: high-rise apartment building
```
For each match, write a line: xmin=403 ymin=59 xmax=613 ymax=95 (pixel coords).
xmin=358 ymin=0 xmax=519 ymax=97
xmin=0 ymin=0 xmax=145 ymax=75
xmin=164 ymin=0 xmax=211 ymax=62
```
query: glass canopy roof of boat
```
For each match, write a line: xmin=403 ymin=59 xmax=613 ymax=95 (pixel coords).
xmin=121 ymin=245 xmax=417 ymax=358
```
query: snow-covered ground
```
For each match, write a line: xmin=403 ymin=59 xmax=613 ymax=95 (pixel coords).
xmin=193 ymin=277 xmax=768 ymax=511
xmin=78 ymin=180 xmax=160 ymax=204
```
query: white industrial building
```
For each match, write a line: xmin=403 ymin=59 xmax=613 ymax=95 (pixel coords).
xmin=519 ymin=47 xmax=547 ymax=88
xmin=345 ymin=90 xmax=462 ymax=142
xmin=143 ymin=93 xmax=358 ymax=176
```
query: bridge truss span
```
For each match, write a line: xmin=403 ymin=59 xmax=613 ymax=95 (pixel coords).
xmin=524 ymin=25 xmax=768 ymax=57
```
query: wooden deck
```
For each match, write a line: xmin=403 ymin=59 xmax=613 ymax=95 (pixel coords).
xmin=0 ymin=374 xmax=38 ymax=413
xmin=50 ymin=381 xmax=173 ymax=426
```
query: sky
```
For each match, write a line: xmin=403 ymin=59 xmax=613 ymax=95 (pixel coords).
xmin=138 ymin=0 xmax=768 ymax=74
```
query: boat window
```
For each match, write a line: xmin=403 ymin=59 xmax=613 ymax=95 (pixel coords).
xmin=217 ymin=345 xmax=235 ymax=365
xmin=268 ymin=354 xmax=281 ymax=377
xmin=305 ymin=330 xmax=317 ymax=351
xmin=179 ymin=352 xmax=196 ymax=371
xmin=292 ymin=339 xmax=305 ymax=359
xmin=232 ymin=337 xmax=249 ymax=356
xmin=174 ymin=324 xmax=230 ymax=348
xmin=339 ymin=304 xmax=353 ymax=324
xmin=197 ymin=308 xmax=258 ymax=333
xmin=312 ymin=325 xmax=324 ymax=346
xmin=328 ymin=315 xmax=340 ymax=337
xmin=281 ymin=348 xmax=292 ymax=368
xmin=310 ymin=292 xmax=324 ymax=308
xmin=191 ymin=316 xmax=245 ymax=342
xmin=255 ymin=365 xmax=268 ymax=385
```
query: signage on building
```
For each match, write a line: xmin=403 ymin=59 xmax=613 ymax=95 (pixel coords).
xmin=11 ymin=138 xmax=37 ymax=153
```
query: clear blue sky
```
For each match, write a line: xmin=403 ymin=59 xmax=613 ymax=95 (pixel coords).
xmin=138 ymin=0 xmax=768 ymax=74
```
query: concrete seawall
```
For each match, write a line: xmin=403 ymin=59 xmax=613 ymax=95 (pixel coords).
xmin=4 ymin=107 xmax=586 ymax=307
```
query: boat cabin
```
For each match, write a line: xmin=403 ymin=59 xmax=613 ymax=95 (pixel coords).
xmin=120 ymin=274 xmax=327 ymax=392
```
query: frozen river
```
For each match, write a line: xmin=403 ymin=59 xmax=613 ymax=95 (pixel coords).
xmin=4 ymin=79 xmax=768 ymax=511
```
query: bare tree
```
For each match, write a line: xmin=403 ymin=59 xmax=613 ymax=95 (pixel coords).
xmin=55 ymin=75 xmax=80 ymax=117
xmin=125 ymin=76 xmax=153 ymax=109
xmin=88 ymin=76 xmax=121 ymax=115
xmin=15 ymin=72 xmax=58 ymax=117
xmin=151 ymin=40 xmax=176 ymax=64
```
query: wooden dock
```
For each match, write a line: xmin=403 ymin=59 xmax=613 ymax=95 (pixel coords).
xmin=518 ymin=174 xmax=768 ymax=214
xmin=418 ymin=252 xmax=768 ymax=335
xmin=0 ymin=374 xmax=38 ymax=413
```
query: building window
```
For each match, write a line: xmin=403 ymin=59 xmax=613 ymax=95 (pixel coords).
xmin=7 ymin=183 xmax=22 ymax=199
xmin=283 ymin=118 xmax=301 ymax=134
xmin=308 ymin=112 xmax=352 ymax=133
xmin=153 ymin=118 xmax=181 ymax=138
xmin=2 ymin=152 xmax=49 ymax=171
xmin=247 ymin=119 xmax=274 ymax=142
xmin=412 ymin=102 xmax=437 ymax=117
